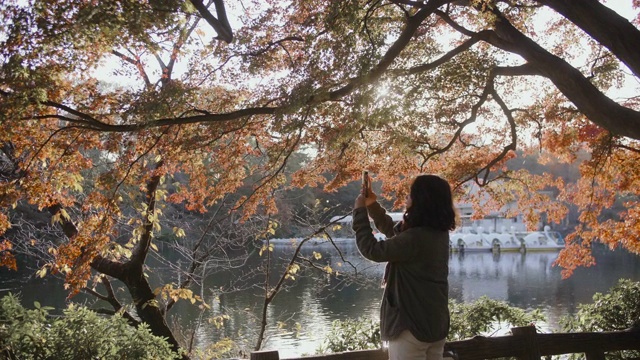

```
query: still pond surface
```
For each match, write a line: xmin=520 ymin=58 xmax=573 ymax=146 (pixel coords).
xmin=2 ymin=241 xmax=640 ymax=358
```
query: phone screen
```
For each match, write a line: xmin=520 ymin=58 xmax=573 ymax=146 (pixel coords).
xmin=362 ymin=171 xmax=370 ymax=197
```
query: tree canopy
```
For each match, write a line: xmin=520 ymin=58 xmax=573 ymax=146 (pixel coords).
xmin=1 ymin=0 xmax=640 ymax=355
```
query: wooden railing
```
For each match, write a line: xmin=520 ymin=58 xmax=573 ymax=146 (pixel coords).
xmin=250 ymin=325 xmax=640 ymax=360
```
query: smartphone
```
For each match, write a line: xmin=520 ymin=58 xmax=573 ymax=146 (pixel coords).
xmin=362 ymin=170 xmax=370 ymax=197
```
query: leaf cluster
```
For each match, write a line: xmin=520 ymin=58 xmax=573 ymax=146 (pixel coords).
xmin=560 ymin=279 xmax=640 ymax=360
xmin=0 ymin=293 xmax=179 ymax=360
xmin=316 ymin=317 xmax=381 ymax=353
xmin=561 ymin=279 xmax=640 ymax=333
xmin=316 ymin=296 xmax=545 ymax=354
xmin=448 ymin=296 xmax=545 ymax=340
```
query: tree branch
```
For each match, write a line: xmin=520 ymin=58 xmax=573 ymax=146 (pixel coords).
xmin=8 ymin=0 xmax=449 ymax=137
xmin=323 ymin=0 xmax=450 ymax=102
xmin=129 ymin=160 xmax=164 ymax=266
xmin=478 ymin=8 xmax=640 ymax=140
xmin=83 ymin=277 xmax=140 ymax=326
xmin=166 ymin=17 xmax=201 ymax=80
xmin=419 ymin=67 xmax=495 ymax=168
xmin=112 ymin=50 xmax=152 ymax=88
xmin=536 ymin=0 xmax=640 ymax=79
xmin=478 ymin=81 xmax=518 ymax=185
xmin=189 ymin=0 xmax=233 ymax=43
xmin=405 ymin=31 xmax=488 ymax=75
xmin=245 ymin=36 xmax=305 ymax=57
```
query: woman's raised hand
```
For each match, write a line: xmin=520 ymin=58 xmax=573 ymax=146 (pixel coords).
xmin=355 ymin=174 xmax=377 ymax=208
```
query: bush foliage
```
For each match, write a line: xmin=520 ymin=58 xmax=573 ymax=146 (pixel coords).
xmin=0 ymin=293 xmax=179 ymax=360
xmin=317 ymin=296 xmax=544 ymax=353
xmin=317 ymin=317 xmax=381 ymax=353
xmin=561 ymin=279 xmax=640 ymax=360
xmin=319 ymin=280 xmax=640 ymax=355
xmin=448 ymin=296 xmax=545 ymax=340
xmin=561 ymin=279 xmax=640 ymax=332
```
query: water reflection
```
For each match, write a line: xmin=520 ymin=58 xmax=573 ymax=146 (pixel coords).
xmin=180 ymin=242 xmax=640 ymax=357
xmin=1 ymin=241 xmax=639 ymax=358
xmin=178 ymin=242 xmax=386 ymax=357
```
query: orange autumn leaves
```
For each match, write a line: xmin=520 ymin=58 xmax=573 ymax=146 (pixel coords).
xmin=0 ymin=239 xmax=16 ymax=271
xmin=0 ymin=0 xmax=639 ymax=293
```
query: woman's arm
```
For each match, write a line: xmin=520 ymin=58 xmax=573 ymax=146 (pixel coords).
xmin=352 ymin=207 xmax=416 ymax=263
xmin=366 ymin=202 xmax=396 ymax=238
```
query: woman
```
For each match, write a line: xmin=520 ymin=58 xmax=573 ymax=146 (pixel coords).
xmin=353 ymin=174 xmax=456 ymax=360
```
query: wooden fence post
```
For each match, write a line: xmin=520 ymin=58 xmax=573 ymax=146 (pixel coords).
xmin=250 ymin=350 xmax=280 ymax=360
xmin=511 ymin=326 xmax=540 ymax=360
xmin=584 ymin=351 xmax=606 ymax=360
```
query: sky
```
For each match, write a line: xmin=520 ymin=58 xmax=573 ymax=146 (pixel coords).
xmin=93 ymin=1 xmax=638 ymax=82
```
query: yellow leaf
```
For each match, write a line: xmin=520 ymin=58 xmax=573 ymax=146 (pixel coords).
xmin=173 ymin=227 xmax=186 ymax=238
xmin=259 ymin=244 xmax=273 ymax=256
xmin=51 ymin=213 xmax=61 ymax=225
xmin=288 ymin=264 xmax=300 ymax=274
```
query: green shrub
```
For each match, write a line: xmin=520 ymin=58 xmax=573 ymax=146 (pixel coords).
xmin=317 ymin=296 xmax=544 ymax=354
xmin=560 ymin=279 xmax=640 ymax=360
xmin=561 ymin=279 xmax=640 ymax=332
xmin=190 ymin=338 xmax=237 ymax=360
xmin=0 ymin=293 xmax=179 ymax=360
xmin=316 ymin=317 xmax=381 ymax=353
xmin=448 ymin=296 xmax=545 ymax=341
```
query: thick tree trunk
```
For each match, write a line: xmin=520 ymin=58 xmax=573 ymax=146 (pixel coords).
xmin=537 ymin=0 xmax=640 ymax=79
xmin=91 ymin=162 xmax=188 ymax=358
xmin=124 ymin=264 xmax=186 ymax=357
xmin=90 ymin=257 xmax=187 ymax=359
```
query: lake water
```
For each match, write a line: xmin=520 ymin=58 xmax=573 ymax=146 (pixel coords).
xmin=2 ymin=241 xmax=640 ymax=358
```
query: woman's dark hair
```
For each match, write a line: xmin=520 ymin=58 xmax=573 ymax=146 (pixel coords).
xmin=402 ymin=174 xmax=457 ymax=232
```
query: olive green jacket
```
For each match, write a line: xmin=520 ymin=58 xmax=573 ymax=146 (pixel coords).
xmin=352 ymin=202 xmax=450 ymax=342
